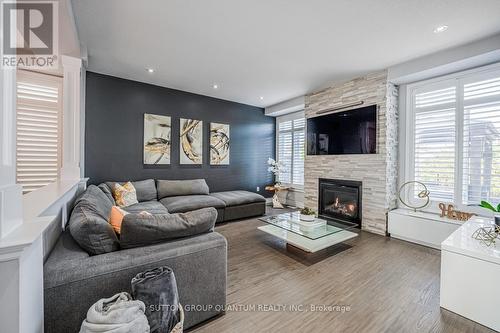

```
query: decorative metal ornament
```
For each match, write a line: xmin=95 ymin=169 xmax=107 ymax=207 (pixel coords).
xmin=398 ymin=181 xmax=430 ymax=211
xmin=438 ymin=203 xmax=475 ymax=222
xmin=471 ymin=226 xmax=500 ymax=247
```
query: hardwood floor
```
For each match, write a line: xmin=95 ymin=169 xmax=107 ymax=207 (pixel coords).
xmin=190 ymin=208 xmax=495 ymax=333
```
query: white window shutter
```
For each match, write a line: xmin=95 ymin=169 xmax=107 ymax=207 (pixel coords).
xmin=410 ymin=66 xmax=500 ymax=208
xmin=276 ymin=112 xmax=305 ymax=187
xmin=278 ymin=130 xmax=292 ymax=184
xmin=16 ymin=71 xmax=63 ymax=194
xmin=413 ymin=84 xmax=456 ymax=202
xmin=292 ymin=118 xmax=305 ymax=186
xmin=462 ymin=73 xmax=500 ymax=204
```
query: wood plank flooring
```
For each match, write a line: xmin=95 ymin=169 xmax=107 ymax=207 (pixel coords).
xmin=189 ymin=208 xmax=495 ymax=333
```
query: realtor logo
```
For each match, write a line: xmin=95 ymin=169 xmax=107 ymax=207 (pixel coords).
xmin=1 ymin=0 xmax=58 ymax=69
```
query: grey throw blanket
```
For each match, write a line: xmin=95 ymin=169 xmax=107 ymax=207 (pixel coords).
xmin=132 ymin=267 xmax=180 ymax=333
xmin=80 ymin=292 xmax=150 ymax=333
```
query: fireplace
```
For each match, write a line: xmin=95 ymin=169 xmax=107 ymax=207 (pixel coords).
xmin=318 ymin=178 xmax=362 ymax=228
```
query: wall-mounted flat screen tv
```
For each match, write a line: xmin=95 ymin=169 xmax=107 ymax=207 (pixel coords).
xmin=307 ymin=105 xmax=377 ymax=155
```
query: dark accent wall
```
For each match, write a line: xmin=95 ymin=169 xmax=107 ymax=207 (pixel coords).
xmin=85 ymin=72 xmax=275 ymax=196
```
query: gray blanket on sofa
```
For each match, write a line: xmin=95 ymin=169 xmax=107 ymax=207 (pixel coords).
xmin=132 ymin=266 xmax=180 ymax=333
xmin=119 ymin=207 xmax=218 ymax=249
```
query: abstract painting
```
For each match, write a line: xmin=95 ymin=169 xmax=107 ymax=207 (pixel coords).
xmin=180 ymin=118 xmax=203 ymax=164
xmin=210 ymin=122 xmax=230 ymax=165
xmin=143 ymin=113 xmax=171 ymax=164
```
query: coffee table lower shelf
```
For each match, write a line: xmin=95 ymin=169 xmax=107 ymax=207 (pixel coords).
xmin=258 ymin=225 xmax=358 ymax=253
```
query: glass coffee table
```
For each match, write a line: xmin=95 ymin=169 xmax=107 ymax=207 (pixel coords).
xmin=258 ymin=212 xmax=358 ymax=253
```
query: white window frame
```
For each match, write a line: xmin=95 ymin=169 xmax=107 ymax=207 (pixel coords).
xmin=276 ymin=110 xmax=305 ymax=189
xmin=404 ymin=61 xmax=500 ymax=214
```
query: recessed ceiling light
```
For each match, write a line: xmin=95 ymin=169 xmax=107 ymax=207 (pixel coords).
xmin=146 ymin=68 xmax=154 ymax=73
xmin=213 ymin=84 xmax=219 ymax=89
xmin=259 ymin=96 xmax=264 ymax=100
xmin=433 ymin=25 xmax=448 ymax=33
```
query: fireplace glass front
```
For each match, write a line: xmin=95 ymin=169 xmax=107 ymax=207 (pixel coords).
xmin=318 ymin=178 xmax=362 ymax=227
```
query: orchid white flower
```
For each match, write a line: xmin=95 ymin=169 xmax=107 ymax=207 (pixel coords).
xmin=267 ymin=157 xmax=287 ymax=177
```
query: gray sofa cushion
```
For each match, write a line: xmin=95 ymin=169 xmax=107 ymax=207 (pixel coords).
xmin=76 ymin=184 xmax=113 ymax=219
xmin=120 ymin=207 xmax=217 ymax=249
xmin=224 ymin=202 xmax=266 ymax=221
xmin=123 ymin=201 xmax=169 ymax=214
xmin=44 ymin=231 xmax=227 ymax=332
xmin=68 ymin=185 xmax=119 ymax=255
xmin=160 ymin=195 xmax=225 ymax=213
xmin=98 ymin=183 xmax=116 ymax=205
xmin=106 ymin=179 xmax=157 ymax=202
xmin=156 ymin=179 xmax=209 ymax=199
xmin=209 ymin=190 xmax=266 ymax=206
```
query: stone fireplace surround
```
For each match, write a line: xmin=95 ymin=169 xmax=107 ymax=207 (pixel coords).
xmin=304 ymin=70 xmax=398 ymax=235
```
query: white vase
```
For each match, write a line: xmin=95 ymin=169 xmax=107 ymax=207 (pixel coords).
xmin=300 ymin=214 xmax=315 ymax=222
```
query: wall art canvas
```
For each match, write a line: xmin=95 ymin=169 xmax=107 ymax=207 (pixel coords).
xmin=210 ymin=122 xmax=230 ymax=165
xmin=143 ymin=113 xmax=171 ymax=164
xmin=180 ymin=118 xmax=203 ymax=164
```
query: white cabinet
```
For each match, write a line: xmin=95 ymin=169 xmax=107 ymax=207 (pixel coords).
xmin=440 ymin=217 xmax=500 ymax=331
xmin=388 ymin=209 xmax=462 ymax=249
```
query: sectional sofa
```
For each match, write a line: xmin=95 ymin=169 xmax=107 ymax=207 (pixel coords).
xmin=101 ymin=178 xmax=266 ymax=223
xmin=43 ymin=179 xmax=266 ymax=332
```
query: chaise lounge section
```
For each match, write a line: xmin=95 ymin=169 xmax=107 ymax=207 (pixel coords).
xmin=155 ymin=179 xmax=266 ymax=222
xmin=209 ymin=190 xmax=267 ymax=221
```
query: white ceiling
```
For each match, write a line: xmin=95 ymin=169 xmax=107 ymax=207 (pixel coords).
xmin=72 ymin=0 xmax=500 ymax=107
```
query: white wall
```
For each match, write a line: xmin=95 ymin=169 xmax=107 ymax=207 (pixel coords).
xmin=265 ymin=96 xmax=305 ymax=117
xmin=388 ymin=33 xmax=500 ymax=85
xmin=0 ymin=260 xmax=20 ymax=330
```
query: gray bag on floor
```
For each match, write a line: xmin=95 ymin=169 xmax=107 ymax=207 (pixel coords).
xmin=131 ymin=266 xmax=181 ymax=333
xmin=80 ymin=292 xmax=150 ymax=333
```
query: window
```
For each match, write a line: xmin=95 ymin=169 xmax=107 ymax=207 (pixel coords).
xmin=408 ymin=65 xmax=500 ymax=206
xmin=16 ymin=70 xmax=63 ymax=193
xmin=276 ymin=111 xmax=305 ymax=187
xmin=413 ymin=84 xmax=456 ymax=201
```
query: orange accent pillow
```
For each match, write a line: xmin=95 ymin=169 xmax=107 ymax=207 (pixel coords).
xmin=109 ymin=206 xmax=129 ymax=234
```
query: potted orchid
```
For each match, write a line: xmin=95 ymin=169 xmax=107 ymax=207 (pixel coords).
xmin=479 ymin=201 xmax=500 ymax=226
xmin=267 ymin=158 xmax=286 ymax=186
xmin=267 ymin=158 xmax=288 ymax=208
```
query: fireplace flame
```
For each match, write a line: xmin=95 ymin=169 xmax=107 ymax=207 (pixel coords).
xmin=325 ymin=197 xmax=357 ymax=218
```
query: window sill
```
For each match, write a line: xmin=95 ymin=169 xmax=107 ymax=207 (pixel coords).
xmin=0 ymin=178 xmax=87 ymax=256
xmin=23 ymin=178 xmax=87 ymax=221
xmin=279 ymin=185 xmax=304 ymax=193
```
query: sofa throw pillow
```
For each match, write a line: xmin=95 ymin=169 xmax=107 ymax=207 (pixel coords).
xmin=109 ymin=206 xmax=129 ymax=234
xmin=106 ymin=179 xmax=157 ymax=202
xmin=73 ymin=185 xmax=113 ymax=221
xmin=113 ymin=182 xmax=139 ymax=207
xmin=156 ymin=179 xmax=210 ymax=199
xmin=69 ymin=186 xmax=120 ymax=255
xmin=98 ymin=183 xmax=116 ymax=205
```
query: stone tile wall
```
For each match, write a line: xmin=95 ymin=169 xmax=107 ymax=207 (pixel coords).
xmin=304 ymin=70 xmax=398 ymax=235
